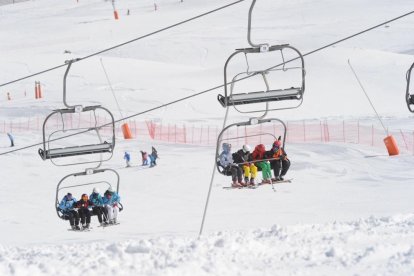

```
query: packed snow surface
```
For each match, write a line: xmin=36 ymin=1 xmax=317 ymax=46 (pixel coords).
xmin=0 ymin=0 xmax=414 ymax=275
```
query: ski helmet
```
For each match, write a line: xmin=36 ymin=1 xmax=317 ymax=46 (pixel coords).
xmin=273 ymin=140 xmax=282 ymax=148
xmin=66 ymin=193 xmax=73 ymax=199
xmin=242 ymin=144 xmax=251 ymax=153
xmin=92 ymin=187 xmax=100 ymax=194
xmin=107 ymin=186 xmax=114 ymax=193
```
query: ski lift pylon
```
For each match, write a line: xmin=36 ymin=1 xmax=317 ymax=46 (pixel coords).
xmin=38 ymin=59 xmax=116 ymax=165
xmin=406 ymin=62 xmax=414 ymax=113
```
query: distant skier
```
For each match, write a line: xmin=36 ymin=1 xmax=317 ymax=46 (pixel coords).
xmin=124 ymin=151 xmax=131 ymax=167
xmin=58 ymin=193 xmax=80 ymax=230
xmin=149 ymin=146 xmax=158 ymax=167
xmin=90 ymin=187 xmax=108 ymax=226
xmin=74 ymin=194 xmax=94 ymax=230
xmin=7 ymin=133 xmax=14 ymax=147
xmin=103 ymin=187 xmax=121 ymax=224
xmin=140 ymin=150 xmax=149 ymax=166
xmin=219 ymin=143 xmax=244 ymax=188
xmin=269 ymin=138 xmax=290 ymax=181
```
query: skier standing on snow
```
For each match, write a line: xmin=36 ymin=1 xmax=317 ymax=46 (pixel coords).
xmin=251 ymin=144 xmax=272 ymax=184
xmin=232 ymin=144 xmax=257 ymax=186
xmin=270 ymin=139 xmax=290 ymax=181
xmin=219 ymin=143 xmax=244 ymax=187
xmin=58 ymin=192 xmax=80 ymax=230
xmin=149 ymin=146 xmax=158 ymax=167
xmin=124 ymin=152 xmax=131 ymax=167
xmin=140 ymin=150 xmax=149 ymax=166
xmin=103 ymin=187 xmax=121 ymax=224
xmin=7 ymin=132 xmax=14 ymax=147
xmin=74 ymin=194 xmax=94 ymax=230
xmin=90 ymin=187 xmax=108 ymax=226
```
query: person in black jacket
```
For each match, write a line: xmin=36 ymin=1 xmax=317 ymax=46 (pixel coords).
xmin=75 ymin=194 xmax=94 ymax=230
xmin=232 ymin=145 xmax=258 ymax=185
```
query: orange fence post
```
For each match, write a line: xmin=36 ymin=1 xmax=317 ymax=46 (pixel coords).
xmin=121 ymin=123 xmax=133 ymax=139
xmin=383 ymin=135 xmax=399 ymax=156
xmin=35 ymin=81 xmax=39 ymax=99
xmin=7 ymin=92 xmax=11 ymax=101
xmin=114 ymin=10 xmax=119 ymax=20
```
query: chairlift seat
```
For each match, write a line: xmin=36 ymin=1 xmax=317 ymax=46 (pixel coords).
xmin=39 ymin=142 xmax=113 ymax=160
xmin=218 ymin=87 xmax=302 ymax=107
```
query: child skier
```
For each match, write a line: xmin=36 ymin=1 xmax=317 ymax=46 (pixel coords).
xmin=124 ymin=151 xmax=131 ymax=167
xmin=74 ymin=194 xmax=94 ymax=230
xmin=232 ymin=144 xmax=257 ymax=185
xmin=270 ymin=139 xmax=290 ymax=181
xmin=58 ymin=193 xmax=80 ymax=230
xmin=219 ymin=143 xmax=244 ymax=187
xmin=251 ymin=144 xmax=272 ymax=184
xmin=149 ymin=146 xmax=158 ymax=167
xmin=90 ymin=187 xmax=108 ymax=226
xmin=103 ymin=187 xmax=121 ymax=224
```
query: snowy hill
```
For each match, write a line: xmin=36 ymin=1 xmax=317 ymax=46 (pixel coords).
xmin=0 ymin=0 xmax=414 ymax=275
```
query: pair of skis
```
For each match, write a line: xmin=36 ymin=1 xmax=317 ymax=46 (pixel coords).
xmin=223 ymin=179 xmax=292 ymax=189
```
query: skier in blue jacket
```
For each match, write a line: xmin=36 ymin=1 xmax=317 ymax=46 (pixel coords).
xmin=124 ymin=152 xmax=131 ymax=167
xmin=90 ymin=187 xmax=108 ymax=226
xmin=103 ymin=187 xmax=121 ymax=224
xmin=219 ymin=143 xmax=243 ymax=187
xmin=58 ymin=193 xmax=80 ymax=230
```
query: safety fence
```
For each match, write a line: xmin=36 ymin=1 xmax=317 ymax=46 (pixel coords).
xmin=1 ymin=115 xmax=413 ymax=154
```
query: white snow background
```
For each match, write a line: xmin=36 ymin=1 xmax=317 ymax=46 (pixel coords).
xmin=0 ymin=0 xmax=414 ymax=275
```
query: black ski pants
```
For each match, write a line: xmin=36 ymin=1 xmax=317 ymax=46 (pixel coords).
xmin=225 ymin=164 xmax=243 ymax=182
xmin=64 ymin=210 xmax=79 ymax=226
xmin=78 ymin=208 xmax=91 ymax=224
xmin=92 ymin=206 xmax=107 ymax=223
xmin=271 ymin=159 xmax=291 ymax=178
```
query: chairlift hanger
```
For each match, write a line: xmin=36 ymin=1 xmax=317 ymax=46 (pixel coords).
xmin=217 ymin=0 xmax=305 ymax=112
xmin=55 ymin=168 xmax=122 ymax=220
xmin=406 ymin=62 xmax=414 ymax=113
xmin=38 ymin=59 xmax=116 ymax=165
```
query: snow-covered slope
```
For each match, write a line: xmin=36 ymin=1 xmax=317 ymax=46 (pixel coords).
xmin=0 ymin=0 xmax=414 ymax=275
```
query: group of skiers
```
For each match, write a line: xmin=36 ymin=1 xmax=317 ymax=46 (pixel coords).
xmin=219 ymin=138 xmax=290 ymax=188
xmin=58 ymin=187 xmax=121 ymax=231
xmin=124 ymin=146 xmax=158 ymax=168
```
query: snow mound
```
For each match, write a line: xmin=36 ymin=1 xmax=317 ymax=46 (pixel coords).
xmin=1 ymin=214 xmax=414 ymax=276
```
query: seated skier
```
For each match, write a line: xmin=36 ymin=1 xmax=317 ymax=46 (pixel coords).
xmin=140 ymin=150 xmax=149 ymax=166
xmin=103 ymin=187 xmax=121 ymax=224
xmin=218 ymin=143 xmax=244 ymax=187
xmin=251 ymin=144 xmax=272 ymax=184
xmin=74 ymin=194 xmax=94 ymax=230
xmin=58 ymin=192 xmax=80 ymax=230
xmin=232 ymin=144 xmax=257 ymax=186
xmin=269 ymin=138 xmax=290 ymax=181
xmin=90 ymin=187 xmax=108 ymax=226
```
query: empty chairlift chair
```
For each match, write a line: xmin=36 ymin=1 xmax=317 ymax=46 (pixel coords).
xmin=38 ymin=59 xmax=116 ymax=166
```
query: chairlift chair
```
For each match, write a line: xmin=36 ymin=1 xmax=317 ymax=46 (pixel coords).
xmin=55 ymin=168 xmax=123 ymax=220
xmin=215 ymin=118 xmax=287 ymax=176
xmin=38 ymin=59 xmax=116 ymax=166
xmin=217 ymin=0 xmax=305 ymax=113
xmin=406 ymin=62 xmax=414 ymax=113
